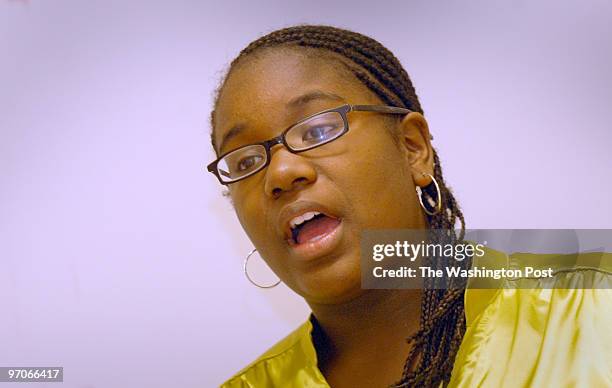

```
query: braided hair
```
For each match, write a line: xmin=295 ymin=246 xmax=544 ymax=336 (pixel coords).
xmin=210 ymin=25 xmax=467 ymax=388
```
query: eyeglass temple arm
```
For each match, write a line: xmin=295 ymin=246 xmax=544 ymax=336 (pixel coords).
xmin=350 ymin=105 xmax=434 ymax=140
xmin=350 ymin=104 xmax=410 ymax=115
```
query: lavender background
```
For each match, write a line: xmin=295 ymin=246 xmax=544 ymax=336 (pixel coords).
xmin=1 ymin=0 xmax=610 ymax=387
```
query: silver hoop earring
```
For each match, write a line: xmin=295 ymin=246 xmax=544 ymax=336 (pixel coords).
xmin=415 ymin=172 xmax=442 ymax=216
xmin=243 ymin=248 xmax=281 ymax=289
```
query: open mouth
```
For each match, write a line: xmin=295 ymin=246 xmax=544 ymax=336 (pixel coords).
xmin=289 ymin=212 xmax=342 ymax=245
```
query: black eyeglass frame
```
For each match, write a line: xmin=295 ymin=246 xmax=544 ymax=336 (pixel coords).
xmin=207 ymin=104 xmax=415 ymax=185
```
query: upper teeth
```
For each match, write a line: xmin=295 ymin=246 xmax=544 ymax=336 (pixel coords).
xmin=289 ymin=211 xmax=321 ymax=230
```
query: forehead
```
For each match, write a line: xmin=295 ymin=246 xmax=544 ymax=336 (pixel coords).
xmin=213 ymin=48 xmax=380 ymax=152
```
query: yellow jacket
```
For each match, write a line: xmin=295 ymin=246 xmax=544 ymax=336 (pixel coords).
xmin=221 ymin=250 xmax=612 ymax=387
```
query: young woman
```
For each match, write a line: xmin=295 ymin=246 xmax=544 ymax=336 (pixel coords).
xmin=207 ymin=25 xmax=611 ymax=388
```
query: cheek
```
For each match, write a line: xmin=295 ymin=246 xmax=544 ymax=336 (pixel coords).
xmin=232 ymin=189 xmax=287 ymax=267
xmin=329 ymin=135 xmax=418 ymax=227
xmin=233 ymin=190 xmax=265 ymax=237
xmin=231 ymin=187 xmax=261 ymax=241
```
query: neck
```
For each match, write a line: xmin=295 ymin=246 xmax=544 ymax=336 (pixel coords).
xmin=307 ymin=289 xmax=422 ymax=385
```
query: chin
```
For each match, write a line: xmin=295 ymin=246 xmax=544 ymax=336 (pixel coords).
xmin=291 ymin=256 xmax=365 ymax=305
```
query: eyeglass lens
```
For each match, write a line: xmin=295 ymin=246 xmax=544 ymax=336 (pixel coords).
xmin=216 ymin=111 xmax=345 ymax=183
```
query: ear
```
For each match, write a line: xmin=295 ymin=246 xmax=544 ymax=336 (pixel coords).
xmin=396 ymin=112 xmax=435 ymax=187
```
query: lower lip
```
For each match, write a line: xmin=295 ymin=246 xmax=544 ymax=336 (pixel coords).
xmin=287 ymin=219 xmax=343 ymax=261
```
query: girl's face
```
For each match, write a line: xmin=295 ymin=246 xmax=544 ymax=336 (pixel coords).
xmin=213 ymin=48 xmax=432 ymax=305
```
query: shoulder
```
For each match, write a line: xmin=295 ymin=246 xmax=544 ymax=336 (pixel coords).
xmin=220 ymin=317 xmax=326 ymax=388
xmin=450 ymin=248 xmax=612 ymax=387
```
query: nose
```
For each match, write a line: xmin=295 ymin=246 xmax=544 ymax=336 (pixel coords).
xmin=264 ymin=145 xmax=317 ymax=198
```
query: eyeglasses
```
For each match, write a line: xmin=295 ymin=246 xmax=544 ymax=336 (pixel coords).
xmin=207 ymin=104 xmax=413 ymax=185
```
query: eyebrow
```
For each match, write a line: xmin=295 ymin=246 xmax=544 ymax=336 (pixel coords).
xmin=218 ymin=123 xmax=245 ymax=155
xmin=286 ymin=90 xmax=345 ymax=108
xmin=217 ymin=90 xmax=346 ymax=154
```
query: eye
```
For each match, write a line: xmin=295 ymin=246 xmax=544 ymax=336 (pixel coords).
xmin=236 ymin=154 xmax=264 ymax=172
xmin=302 ymin=125 xmax=338 ymax=143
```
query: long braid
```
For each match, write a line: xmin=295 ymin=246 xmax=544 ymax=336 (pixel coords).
xmin=211 ymin=25 xmax=467 ymax=388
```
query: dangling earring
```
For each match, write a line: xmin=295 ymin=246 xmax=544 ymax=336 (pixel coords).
xmin=243 ymin=248 xmax=281 ymax=289
xmin=415 ymin=171 xmax=442 ymax=216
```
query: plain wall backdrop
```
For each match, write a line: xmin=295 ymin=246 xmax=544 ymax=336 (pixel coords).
xmin=1 ymin=0 xmax=611 ymax=387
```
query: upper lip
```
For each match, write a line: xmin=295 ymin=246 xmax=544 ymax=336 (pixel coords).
xmin=278 ymin=200 xmax=340 ymax=242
